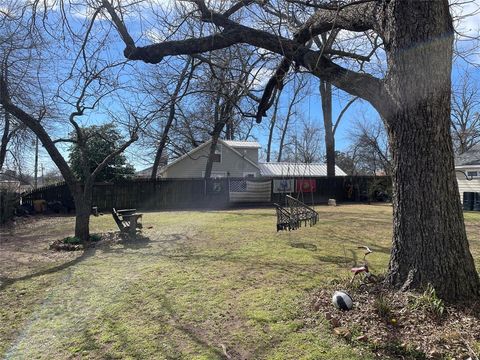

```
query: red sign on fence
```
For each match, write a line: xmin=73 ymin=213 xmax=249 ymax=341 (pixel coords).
xmin=296 ymin=179 xmax=316 ymax=193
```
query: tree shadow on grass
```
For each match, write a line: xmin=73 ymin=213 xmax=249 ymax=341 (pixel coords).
xmin=0 ymin=232 xmax=154 ymax=292
xmin=91 ymin=232 xmax=153 ymax=255
xmin=115 ymin=233 xmax=152 ymax=250
xmin=289 ymin=242 xmax=318 ymax=251
xmin=97 ymin=290 xmax=228 ymax=359
xmin=205 ymin=209 xmax=274 ymax=218
xmin=0 ymin=247 xmax=97 ymax=291
xmin=313 ymin=255 xmax=353 ymax=268
xmin=158 ymin=293 xmax=228 ymax=359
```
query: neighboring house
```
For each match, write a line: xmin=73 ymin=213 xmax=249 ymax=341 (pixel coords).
xmin=455 ymin=144 xmax=480 ymax=201
xmin=0 ymin=180 xmax=21 ymax=192
xmin=134 ymin=154 xmax=169 ymax=178
xmin=137 ymin=140 xmax=348 ymax=179
xmin=157 ymin=139 xmax=261 ymax=178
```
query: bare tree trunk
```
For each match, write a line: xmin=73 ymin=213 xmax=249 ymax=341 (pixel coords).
xmin=204 ymin=121 xmax=226 ymax=179
xmin=72 ymin=184 xmax=92 ymax=242
xmin=385 ymin=1 xmax=480 ymax=301
xmin=151 ymin=59 xmax=192 ymax=179
xmin=225 ymin=118 xmax=234 ymax=140
xmin=0 ymin=109 xmax=10 ymax=171
xmin=320 ymin=80 xmax=335 ymax=176
xmin=266 ymin=93 xmax=281 ymax=162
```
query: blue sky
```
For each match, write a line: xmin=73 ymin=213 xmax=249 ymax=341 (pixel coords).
xmin=13 ymin=0 xmax=480 ymax=175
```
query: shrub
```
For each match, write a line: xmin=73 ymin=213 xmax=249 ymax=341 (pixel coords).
xmin=63 ymin=236 xmax=81 ymax=245
xmin=89 ymin=234 xmax=102 ymax=242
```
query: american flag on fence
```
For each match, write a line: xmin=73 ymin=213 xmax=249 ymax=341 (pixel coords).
xmin=229 ymin=179 xmax=272 ymax=202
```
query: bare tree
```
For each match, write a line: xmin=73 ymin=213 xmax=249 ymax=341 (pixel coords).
xmin=348 ymin=118 xmax=391 ymax=176
xmin=149 ymin=57 xmax=196 ymax=179
xmin=283 ymin=119 xmax=324 ymax=163
xmin=276 ymin=75 xmax=306 ymax=162
xmin=0 ymin=4 xmax=143 ymax=242
xmin=451 ymin=70 xmax=480 ymax=154
xmin=203 ymin=47 xmax=259 ymax=178
xmin=102 ymin=0 xmax=480 ymax=300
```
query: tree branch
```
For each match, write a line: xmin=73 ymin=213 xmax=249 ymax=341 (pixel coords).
xmin=88 ymin=132 xmax=138 ymax=183
xmin=0 ymin=72 xmax=78 ymax=186
xmin=103 ymin=0 xmax=390 ymax=117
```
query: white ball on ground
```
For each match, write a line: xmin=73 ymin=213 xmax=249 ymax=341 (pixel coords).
xmin=332 ymin=291 xmax=353 ymax=311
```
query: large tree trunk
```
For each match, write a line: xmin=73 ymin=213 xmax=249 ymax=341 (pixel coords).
xmin=385 ymin=0 xmax=480 ymax=301
xmin=72 ymin=185 xmax=92 ymax=243
xmin=320 ymin=80 xmax=335 ymax=176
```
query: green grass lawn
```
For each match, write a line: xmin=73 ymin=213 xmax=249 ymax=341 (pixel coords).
xmin=0 ymin=205 xmax=479 ymax=359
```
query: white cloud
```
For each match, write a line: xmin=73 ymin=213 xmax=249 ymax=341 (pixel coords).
xmin=250 ymin=67 xmax=275 ymax=90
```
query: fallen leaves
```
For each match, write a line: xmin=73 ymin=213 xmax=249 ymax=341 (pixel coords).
xmin=311 ymin=285 xmax=480 ymax=359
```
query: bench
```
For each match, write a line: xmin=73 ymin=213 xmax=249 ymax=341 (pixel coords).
xmin=112 ymin=208 xmax=143 ymax=233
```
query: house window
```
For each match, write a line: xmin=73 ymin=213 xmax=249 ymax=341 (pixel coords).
xmin=467 ymin=171 xmax=478 ymax=178
xmin=243 ymin=172 xmax=256 ymax=178
xmin=213 ymin=144 xmax=222 ymax=163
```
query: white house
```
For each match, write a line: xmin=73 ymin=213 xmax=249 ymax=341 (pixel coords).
xmin=136 ymin=140 xmax=347 ymax=178
xmin=455 ymin=144 xmax=480 ymax=201
xmin=137 ymin=139 xmax=261 ymax=178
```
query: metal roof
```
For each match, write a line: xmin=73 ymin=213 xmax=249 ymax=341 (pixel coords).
xmin=222 ymin=140 xmax=261 ymax=149
xmin=455 ymin=144 xmax=480 ymax=166
xmin=259 ymin=162 xmax=347 ymax=177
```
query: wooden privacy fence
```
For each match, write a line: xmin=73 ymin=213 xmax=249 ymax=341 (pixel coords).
xmin=0 ymin=191 xmax=19 ymax=224
xmin=21 ymin=176 xmax=392 ymax=212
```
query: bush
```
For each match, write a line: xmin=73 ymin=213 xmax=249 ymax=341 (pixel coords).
xmin=62 ymin=234 xmax=102 ymax=244
xmin=89 ymin=234 xmax=102 ymax=242
xmin=63 ymin=236 xmax=81 ymax=245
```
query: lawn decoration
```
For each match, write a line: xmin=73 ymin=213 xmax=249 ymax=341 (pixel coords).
xmin=274 ymin=195 xmax=319 ymax=231
xmin=273 ymin=163 xmax=319 ymax=231
xmin=350 ymin=246 xmax=379 ymax=289
xmin=332 ymin=291 xmax=353 ymax=311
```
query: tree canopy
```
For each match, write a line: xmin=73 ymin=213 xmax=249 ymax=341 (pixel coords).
xmin=68 ymin=124 xmax=135 ymax=182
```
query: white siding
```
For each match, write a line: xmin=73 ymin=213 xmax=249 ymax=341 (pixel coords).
xmin=162 ymin=144 xmax=259 ymax=178
xmin=456 ymin=169 xmax=480 ymax=202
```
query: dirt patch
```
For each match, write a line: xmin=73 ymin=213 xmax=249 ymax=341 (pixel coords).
xmin=311 ymin=284 xmax=480 ymax=359
xmin=0 ymin=216 xmax=81 ymax=279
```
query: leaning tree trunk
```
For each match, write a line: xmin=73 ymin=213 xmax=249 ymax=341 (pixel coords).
xmin=384 ymin=0 xmax=480 ymax=301
xmin=0 ymin=109 xmax=10 ymax=172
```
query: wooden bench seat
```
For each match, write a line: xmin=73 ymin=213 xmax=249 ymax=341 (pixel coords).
xmin=112 ymin=208 xmax=143 ymax=233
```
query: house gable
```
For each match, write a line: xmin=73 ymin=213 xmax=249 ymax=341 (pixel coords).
xmin=160 ymin=139 xmax=260 ymax=178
